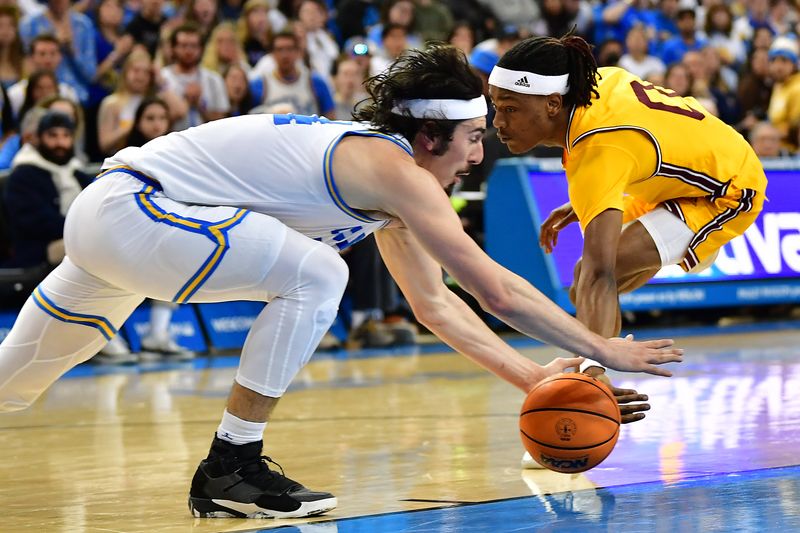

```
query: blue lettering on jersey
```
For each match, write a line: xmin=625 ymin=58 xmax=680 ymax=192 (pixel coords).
xmin=316 ymin=226 xmax=367 ymax=251
xmin=273 ymin=114 xmax=353 ymax=126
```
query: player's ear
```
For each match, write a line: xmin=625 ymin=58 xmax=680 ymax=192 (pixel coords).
xmin=418 ymin=120 xmax=441 ymax=152
xmin=545 ymin=93 xmax=563 ymax=117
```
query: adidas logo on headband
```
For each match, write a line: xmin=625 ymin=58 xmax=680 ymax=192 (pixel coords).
xmin=490 ymin=66 xmax=570 ymax=95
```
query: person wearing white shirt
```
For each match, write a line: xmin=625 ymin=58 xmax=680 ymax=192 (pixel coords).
xmin=159 ymin=24 xmax=229 ymax=130
xmin=618 ymin=26 xmax=666 ymax=80
xmin=7 ymin=35 xmax=80 ymax=121
xmin=296 ymin=0 xmax=339 ymax=82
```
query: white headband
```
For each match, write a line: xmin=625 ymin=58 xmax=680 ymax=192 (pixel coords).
xmin=488 ymin=66 xmax=570 ymax=95
xmin=390 ymin=97 xmax=488 ymax=120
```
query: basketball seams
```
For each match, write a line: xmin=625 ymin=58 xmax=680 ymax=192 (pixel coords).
xmin=520 ymin=373 xmax=622 ymax=472
xmin=520 ymin=427 xmax=619 ymax=451
xmin=520 ymin=407 xmax=621 ymax=426
xmin=530 ymin=376 xmax=617 ymax=405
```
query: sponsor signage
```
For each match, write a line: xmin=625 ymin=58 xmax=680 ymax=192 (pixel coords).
xmin=485 ymin=158 xmax=800 ymax=310
xmin=195 ymin=301 xmax=266 ymax=350
xmin=527 ymin=169 xmax=800 ymax=287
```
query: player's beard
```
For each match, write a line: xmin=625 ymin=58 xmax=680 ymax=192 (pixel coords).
xmin=39 ymin=144 xmax=75 ymax=166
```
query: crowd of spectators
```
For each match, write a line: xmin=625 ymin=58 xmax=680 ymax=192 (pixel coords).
xmin=0 ymin=0 xmax=795 ymax=164
xmin=1 ymin=0 xmax=799 ymax=351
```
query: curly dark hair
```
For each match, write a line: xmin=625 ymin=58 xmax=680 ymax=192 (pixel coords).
xmin=352 ymin=44 xmax=483 ymax=155
xmin=497 ymin=33 xmax=600 ymax=108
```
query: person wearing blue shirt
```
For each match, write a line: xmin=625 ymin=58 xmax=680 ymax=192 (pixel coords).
xmin=593 ymin=0 xmax=650 ymax=46
xmin=643 ymin=0 xmax=680 ymax=56
xmin=659 ymin=8 xmax=707 ymax=65
xmin=19 ymin=0 xmax=98 ymax=104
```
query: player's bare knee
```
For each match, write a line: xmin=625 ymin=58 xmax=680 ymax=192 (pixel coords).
xmin=569 ymin=260 xmax=582 ymax=305
xmin=568 ymin=284 xmax=577 ymax=306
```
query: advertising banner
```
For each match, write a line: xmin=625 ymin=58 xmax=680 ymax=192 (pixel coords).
xmin=527 ymin=169 xmax=800 ymax=288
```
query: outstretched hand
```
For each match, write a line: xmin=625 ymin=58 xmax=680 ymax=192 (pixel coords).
xmin=519 ymin=356 xmax=586 ymax=394
xmin=586 ymin=369 xmax=651 ymax=424
xmin=599 ymin=335 xmax=683 ymax=377
xmin=541 ymin=355 xmax=586 ymax=381
xmin=539 ymin=202 xmax=578 ymax=254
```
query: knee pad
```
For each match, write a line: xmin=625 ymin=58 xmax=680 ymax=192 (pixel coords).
xmin=302 ymin=244 xmax=350 ymax=302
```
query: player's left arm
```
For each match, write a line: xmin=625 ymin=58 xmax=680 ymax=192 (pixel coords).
xmin=576 ymin=208 xmax=624 ymax=339
xmin=567 ymin=134 xmax=661 ymax=422
xmin=566 ymin=132 xmax=653 ymax=344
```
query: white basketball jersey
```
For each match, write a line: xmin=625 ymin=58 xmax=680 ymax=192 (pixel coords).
xmin=103 ymin=114 xmax=413 ymax=250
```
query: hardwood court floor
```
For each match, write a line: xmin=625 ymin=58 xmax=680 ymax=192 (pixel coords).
xmin=1 ymin=322 xmax=799 ymax=532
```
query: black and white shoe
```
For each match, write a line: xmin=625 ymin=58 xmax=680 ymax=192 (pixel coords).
xmin=189 ymin=437 xmax=337 ymax=519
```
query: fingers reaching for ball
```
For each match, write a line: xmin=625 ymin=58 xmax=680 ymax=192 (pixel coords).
xmin=601 ymin=336 xmax=684 ymax=376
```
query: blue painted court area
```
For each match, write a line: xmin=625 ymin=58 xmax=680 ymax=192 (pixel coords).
xmin=238 ymin=319 xmax=800 ymax=533
xmin=260 ymin=465 xmax=800 ymax=533
xmin=57 ymin=318 xmax=800 ymax=379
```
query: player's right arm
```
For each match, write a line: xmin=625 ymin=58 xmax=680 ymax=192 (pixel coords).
xmin=375 ymin=225 xmax=584 ymax=392
xmin=371 ymin=159 xmax=682 ymax=377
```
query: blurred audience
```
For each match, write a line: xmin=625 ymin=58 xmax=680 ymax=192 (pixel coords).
xmin=749 ymin=120 xmax=792 ymax=158
xmin=249 ymin=28 xmax=333 ymax=116
xmin=203 ymin=21 xmax=250 ymax=75
xmin=660 ymin=7 xmax=706 ymax=66
xmin=8 ymin=34 xmax=79 ymax=120
xmin=2 ymin=110 xmax=89 ymax=268
xmin=0 ymin=6 xmax=24 ymax=89
xmin=223 ymin=63 xmax=253 ymax=115
xmin=447 ymin=20 xmax=475 ymax=56
xmin=619 ymin=25 xmax=665 ymax=80
xmin=1 ymin=0 xmax=799 ymax=357
xmin=766 ymin=35 xmax=800 ymax=151
xmin=160 ymin=23 xmax=229 ymax=130
xmin=332 ymin=55 xmax=366 ymax=119
xmin=238 ymin=0 xmax=273 ymax=67
xmin=97 ymin=50 xmax=185 ymax=155
xmin=19 ymin=0 xmax=97 ymax=105
xmin=737 ymin=47 xmax=773 ymax=136
xmin=296 ymin=0 xmax=338 ymax=83
xmin=124 ymin=0 xmax=167 ymax=59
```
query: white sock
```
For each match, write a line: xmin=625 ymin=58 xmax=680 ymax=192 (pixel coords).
xmin=216 ymin=409 xmax=267 ymax=445
xmin=350 ymin=310 xmax=367 ymax=331
xmin=149 ymin=302 xmax=173 ymax=339
xmin=351 ymin=309 xmax=384 ymax=331
xmin=579 ymin=357 xmax=606 ymax=373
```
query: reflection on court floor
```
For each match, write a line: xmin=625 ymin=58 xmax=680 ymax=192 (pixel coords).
xmin=264 ymin=466 xmax=800 ymax=532
xmin=0 ymin=321 xmax=798 ymax=532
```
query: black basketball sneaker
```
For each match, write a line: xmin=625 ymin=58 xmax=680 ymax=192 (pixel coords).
xmin=189 ymin=437 xmax=337 ymax=518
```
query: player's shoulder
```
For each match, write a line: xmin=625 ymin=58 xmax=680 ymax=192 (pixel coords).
xmin=337 ymin=128 xmax=415 ymax=162
xmin=596 ymin=67 xmax=639 ymax=94
xmin=335 ymin=132 xmax=420 ymax=190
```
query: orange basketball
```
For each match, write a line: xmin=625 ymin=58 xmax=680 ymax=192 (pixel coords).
xmin=519 ymin=372 xmax=621 ymax=473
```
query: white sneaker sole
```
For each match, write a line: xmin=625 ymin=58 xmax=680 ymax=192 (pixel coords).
xmin=190 ymin=496 xmax=337 ymax=519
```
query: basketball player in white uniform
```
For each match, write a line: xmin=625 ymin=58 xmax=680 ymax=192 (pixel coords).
xmin=0 ymin=46 xmax=682 ymax=519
